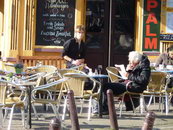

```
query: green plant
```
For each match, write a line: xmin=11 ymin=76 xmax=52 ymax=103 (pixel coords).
xmin=14 ymin=63 xmax=24 ymax=69
xmin=6 ymin=72 xmax=13 ymax=78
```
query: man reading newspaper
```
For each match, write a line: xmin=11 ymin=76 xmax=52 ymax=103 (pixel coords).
xmin=92 ymin=51 xmax=151 ymax=115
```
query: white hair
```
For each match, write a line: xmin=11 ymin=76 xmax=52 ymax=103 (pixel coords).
xmin=128 ymin=51 xmax=142 ymax=63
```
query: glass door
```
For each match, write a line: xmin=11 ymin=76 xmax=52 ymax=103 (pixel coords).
xmin=85 ymin=0 xmax=109 ymax=72
xmin=110 ymin=0 xmax=136 ymax=66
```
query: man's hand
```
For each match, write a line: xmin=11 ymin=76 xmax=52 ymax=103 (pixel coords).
xmin=126 ymin=64 xmax=135 ymax=71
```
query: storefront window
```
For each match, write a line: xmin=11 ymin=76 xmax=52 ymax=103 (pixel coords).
xmin=113 ymin=0 xmax=135 ymax=52
xmin=86 ymin=0 xmax=105 ymax=48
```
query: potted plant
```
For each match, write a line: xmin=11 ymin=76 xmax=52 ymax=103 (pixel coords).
xmin=14 ymin=63 xmax=24 ymax=74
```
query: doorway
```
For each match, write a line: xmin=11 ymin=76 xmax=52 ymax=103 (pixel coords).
xmin=109 ymin=0 xmax=135 ymax=66
xmin=85 ymin=0 xmax=136 ymax=72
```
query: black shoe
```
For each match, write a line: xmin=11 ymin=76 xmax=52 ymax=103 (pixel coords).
xmin=102 ymin=110 xmax=109 ymax=115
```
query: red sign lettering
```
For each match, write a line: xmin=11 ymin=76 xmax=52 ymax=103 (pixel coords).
xmin=146 ymin=25 xmax=156 ymax=36
xmin=145 ymin=37 xmax=157 ymax=49
xmin=147 ymin=0 xmax=158 ymax=11
xmin=146 ymin=13 xmax=158 ymax=24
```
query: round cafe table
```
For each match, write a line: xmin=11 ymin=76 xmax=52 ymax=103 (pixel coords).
xmin=152 ymin=69 xmax=173 ymax=74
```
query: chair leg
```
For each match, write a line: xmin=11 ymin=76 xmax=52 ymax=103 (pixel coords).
xmin=119 ymin=94 xmax=125 ymax=117
xmin=51 ymin=104 xmax=60 ymax=119
xmin=129 ymin=95 xmax=136 ymax=114
xmin=3 ymin=109 xmax=9 ymax=124
xmin=21 ymin=108 xmax=25 ymax=127
xmin=0 ymin=108 xmax=3 ymax=128
xmin=161 ymin=96 xmax=164 ymax=113
xmin=88 ymin=97 xmax=92 ymax=121
xmin=8 ymin=105 xmax=15 ymax=130
xmin=62 ymin=97 xmax=68 ymax=121
xmin=165 ymin=94 xmax=169 ymax=115
xmin=153 ymin=95 xmax=156 ymax=106
xmin=147 ymin=95 xmax=153 ymax=108
xmin=80 ymin=99 xmax=84 ymax=115
xmin=159 ymin=95 xmax=164 ymax=111
xmin=32 ymin=104 xmax=39 ymax=119
xmin=140 ymin=95 xmax=147 ymax=114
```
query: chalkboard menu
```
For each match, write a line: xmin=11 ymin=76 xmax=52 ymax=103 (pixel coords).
xmin=160 ymin=34 xmax=173 ymax=41
xmin=36 ymin=0 xmax=76 ymax=46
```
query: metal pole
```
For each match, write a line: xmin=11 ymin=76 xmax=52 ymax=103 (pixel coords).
xmin=108 ymin=0 xmax=112 ymax=67
xmin=68 ymin=90 xmax=80 ymax=130
xmin=49 ymin=117 xmax=61 ymax=130
xmin=107 ymin=89 xmax=119 ymax=130
xmin=141 ymin=111 xmax=156 ymax=130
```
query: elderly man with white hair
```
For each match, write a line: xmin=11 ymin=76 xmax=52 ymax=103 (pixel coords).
xmin=93 ymin=51 xmax=151 ymax=115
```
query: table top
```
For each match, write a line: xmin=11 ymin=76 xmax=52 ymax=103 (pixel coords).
xmin=89 ymin=74 xmax=108 ymax=78
xmin=152 ymin=69 xmax=173 ymax=73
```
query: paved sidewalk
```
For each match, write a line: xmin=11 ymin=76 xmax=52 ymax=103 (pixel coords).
xmin=1 ymin=103 xmax=173 ymax=130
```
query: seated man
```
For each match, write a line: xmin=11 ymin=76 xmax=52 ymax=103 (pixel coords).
xmin=100 ymin=51 xmax=151 ymax=114
xmin=155 ymin=45 xmax=173 ymax=68
xmin=155 ymin=45 xmax=173 ymax=88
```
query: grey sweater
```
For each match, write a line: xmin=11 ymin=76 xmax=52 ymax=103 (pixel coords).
xmin=155 ymin=53 xmax=173 ymax=67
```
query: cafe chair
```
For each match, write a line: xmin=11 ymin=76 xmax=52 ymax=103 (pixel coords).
xmin=34 ymin=65 xmax=57 ymax=73
xmin=125 ymin=91 xmax=146 ymax=115
xmin=70 ymin=64 xmax=86 ymax=71
xmin=31 ymin=65 xmax=58 ymax=80
xmin=106 ymin=67 xmax=120 ymax=82
xmin=143 ymin=71 xmax=171 ymax=115
xmin=57 ymin=68 xmax=85 ymax=78
xmin=62 ymin=73 xmax=101 ymax=121
xmin=106 ymin=66 xmax=146 ymax=116
xmin=44 ymin=73 xmax=69 ymax=111
xmin=31 ymin=77 xmax=68 ymax=119
xmin=3 ymin=63 xmax=16 ymax=74
xmin=0 ymin=79 xmax=26 ymax=130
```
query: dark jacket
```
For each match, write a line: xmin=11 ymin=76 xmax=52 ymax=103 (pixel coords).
xmin=127 ymin=55 xmax=151 ymax=93
xmin=62 ymin=38 xmax=86 ymax=68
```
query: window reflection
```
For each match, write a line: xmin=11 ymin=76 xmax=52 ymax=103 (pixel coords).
xmin=113 ymin=34 xmax=134 ymax=51
xmin=113 ymin=0 xmax=135 ymax=52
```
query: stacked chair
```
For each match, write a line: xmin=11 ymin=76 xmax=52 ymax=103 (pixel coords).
xmin=0 ymin=80 xmax=26 ymax=130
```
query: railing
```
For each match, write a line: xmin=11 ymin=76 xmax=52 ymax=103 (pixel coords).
xmin=19 ymin=56 xmax=66 ymax=69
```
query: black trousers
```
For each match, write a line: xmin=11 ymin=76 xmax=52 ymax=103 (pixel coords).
xmin=102 ymin=82 xmax=126 ymax=111
xmin=102 ymin=82 xmax=140 ymax=111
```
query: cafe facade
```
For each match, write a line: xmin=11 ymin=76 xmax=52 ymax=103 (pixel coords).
xmin=0 ymin=0 xmax=173 ymax=71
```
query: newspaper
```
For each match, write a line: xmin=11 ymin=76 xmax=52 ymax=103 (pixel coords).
xmin=114 ymin=64 xmax=127 ymax=79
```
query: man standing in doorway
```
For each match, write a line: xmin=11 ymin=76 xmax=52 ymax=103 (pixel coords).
xmin=62 ymin=25 xmax=86 ymax=68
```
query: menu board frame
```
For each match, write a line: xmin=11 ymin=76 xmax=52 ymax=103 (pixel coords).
xmin=35 ymin=0 xmax=76 ymax=46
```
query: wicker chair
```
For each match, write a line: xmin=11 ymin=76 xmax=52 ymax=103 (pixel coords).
xmin=106 ymin=67 xmax=120 ymax=82
xmin=31 ymin=77 xmax=68 ymax=118
xmin=70 ymin=64 xmax=86 ymax=71
xmin=62 ymin=73 xmax=101 ymax=120
xmin=57 ymin=68 xmax=85 ymax=78
xmin=143 ymin=71 xmax=172 ymax=115
xmin=0 ymin=80 xmax=26 ymax=130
